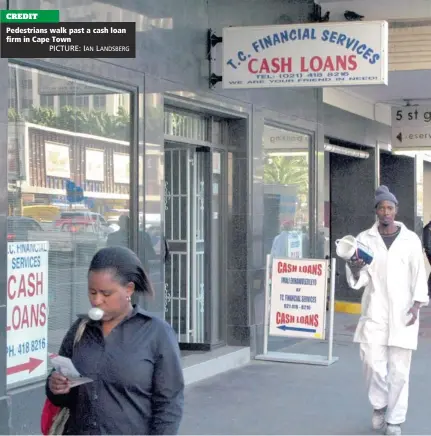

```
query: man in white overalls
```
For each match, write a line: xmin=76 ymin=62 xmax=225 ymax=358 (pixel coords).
xmin=346 ymin=185 xmax=429 ymax=436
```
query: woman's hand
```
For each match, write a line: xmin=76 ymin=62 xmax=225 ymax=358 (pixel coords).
xmin=49 ymin=371 xmax=71 ymax=395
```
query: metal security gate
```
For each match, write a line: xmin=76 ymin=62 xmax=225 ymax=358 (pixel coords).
xmin=164 ymin=144 xmax=207 ymax=343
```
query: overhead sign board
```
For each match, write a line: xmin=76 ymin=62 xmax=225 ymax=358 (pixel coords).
xmin=392 ymin=106 xmax=431 ymax=150
xmin=222 ymin=21 xmax=388 ymax=89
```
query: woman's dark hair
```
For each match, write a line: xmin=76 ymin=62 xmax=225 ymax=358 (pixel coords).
xmin=88 ymin=246 xmax=154 ymax=296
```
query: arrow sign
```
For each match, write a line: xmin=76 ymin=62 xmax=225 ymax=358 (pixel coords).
xmin=277 ymin=324 xmax=317 ymax=333
xmin=7 ymin=357 xmax=43 ymax=376
xmin=396 ymin=132 xmax=402 ymax=143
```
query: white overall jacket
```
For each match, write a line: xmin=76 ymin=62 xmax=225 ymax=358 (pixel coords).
xmin=346 ymin=221 xmax=429 ymax=350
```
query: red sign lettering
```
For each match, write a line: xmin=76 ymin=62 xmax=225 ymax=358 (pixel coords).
xmin=300 ymin=55 xmax=357 ymax=72
xmin=277 ymin=261 xmax=322 ymax=276
xmin=297 ymin=314 xmax=319 ymax=327
xmin=8 ymin=272 xmax=44 ymax=300
xmin=248 ymin=57 xmax=292 ymax=74
xmin=276 ymin=312 xmax=295 ymax=324
xmin=276 ymin=312 xmax=319 ymax=328
xmin=8 ymin=303 xmax=47 ymax=331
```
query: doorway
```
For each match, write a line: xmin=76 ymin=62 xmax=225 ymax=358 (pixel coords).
xmin=164 ymin=142 xmax=224 ymax=348
xmin=329 ymin=150 xmax=375 ymax=302
xmin=380 ymin=152 xmax=416 ymax=231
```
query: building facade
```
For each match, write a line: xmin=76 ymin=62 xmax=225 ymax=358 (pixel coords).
xmin=0 ymin=0 xmax=402 ymax=433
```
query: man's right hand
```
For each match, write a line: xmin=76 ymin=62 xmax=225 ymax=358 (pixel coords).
xmin=48 ymin=371 xmax=71 ymax=395
xmin=347 ymin=259 xmax=366 ymax=279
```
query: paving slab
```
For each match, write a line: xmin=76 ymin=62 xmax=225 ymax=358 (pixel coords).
xmin=180 ymin=311 xmax=431 ymax=435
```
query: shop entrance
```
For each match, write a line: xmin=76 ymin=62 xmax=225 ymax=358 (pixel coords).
xmin=329 ymin=147 xmax=419 ymax=303
xmin=380 ymin=152 xmax=417 ymax=231
xmin=164 ymin=142 xmax=223 ymax=348
xmin=329 ymin=149 xmax=375 ymax=302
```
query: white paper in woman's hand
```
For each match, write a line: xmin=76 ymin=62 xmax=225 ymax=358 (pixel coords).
xmin=50 ymin=355 xmax=93 ymax=386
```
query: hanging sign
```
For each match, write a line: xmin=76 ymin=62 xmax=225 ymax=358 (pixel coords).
xmin=391 ymin=106 xmax=431 ymax=150
xmin=7 ymin=241 xmax=49 ymax=386
xmin=222 ymin=21 xmax=388 ymax=89
xmin=269 ymin=258 xmax=328 ymax=339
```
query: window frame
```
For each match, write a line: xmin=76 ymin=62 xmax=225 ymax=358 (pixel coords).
xmin=5 ymin=60 xmax=139 ymax=392
xmin=263 ymin=121 xmax=317 ymax=258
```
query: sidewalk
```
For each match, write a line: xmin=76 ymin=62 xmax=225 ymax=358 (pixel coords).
xmin=179 ymin=309 xmax=431 ymax=435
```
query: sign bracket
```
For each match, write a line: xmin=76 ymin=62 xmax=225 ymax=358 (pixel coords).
xmin=207 ymin=29 xmax=223 ymax=89
xmin=256 ymin=255 xmax=339 ymax=366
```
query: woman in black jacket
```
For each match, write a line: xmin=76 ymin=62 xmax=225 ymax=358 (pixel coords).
xmin=46 ymin=246 xmax=184 ymax=435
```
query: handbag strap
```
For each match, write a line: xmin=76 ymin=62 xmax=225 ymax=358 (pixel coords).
xmin=72 ymin=319 xmax=88 ymax=349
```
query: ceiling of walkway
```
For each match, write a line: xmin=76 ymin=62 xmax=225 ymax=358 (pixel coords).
xmin=314 ymin=0 xmax=431 ymax=106
xmin=344 ymin=70 xmax=431 ymax=106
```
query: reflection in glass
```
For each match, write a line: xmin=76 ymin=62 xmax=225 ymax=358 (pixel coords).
xmin=7 ymin=64 xmax=132 ymax=385
xmin=263 ymin=125 xmax=310 ymax=259
xmin=262 ymin=125 xmax=311 ymax=354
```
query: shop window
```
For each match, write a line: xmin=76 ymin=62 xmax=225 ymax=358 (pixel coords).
xmin=164 ymin=108 xmax=210 ymax=142
xmin=59 ymin=94 xmax=89 ymax=110
xmin=21 ymin=98 xmax=33 ymax=109
xmin=7 ymin=63 xmax=132 ymax=389
xmin=21 ymin=79 xmax=33 ymax=90
xmin=93 ymin=95 xmax=106 ymax=111
xmin=40 ymin=95 xmax=54 ymax=109
xmin=263 ymin=125 xmax=311 ymax=259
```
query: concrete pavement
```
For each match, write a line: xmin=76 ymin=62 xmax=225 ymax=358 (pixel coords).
xmin=179 ymin=309 xmax=431 ymax=435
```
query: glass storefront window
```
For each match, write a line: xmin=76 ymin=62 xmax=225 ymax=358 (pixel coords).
xmin=263 ymin=125 xmax=311 ymax=259
xmin=7 ymin=63 xmax=132 ymax=388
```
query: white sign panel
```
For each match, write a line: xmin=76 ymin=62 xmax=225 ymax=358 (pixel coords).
xmin=222 ymin=21 xmax=388 ymax=89
xmin=269 ymin=258 xmax=327 ymax=339
xmin=287 ymin=231 xmax=303 ymax=258
xmin=113 ymin=153 xmax=130 ymax=184
xmin=392 ymin=106 xmax=431 ymax=150
xmin=7 ymin=241 xmax=49 ymax=386
xmin=45 ymin=142 xmax=70 ymax=179
xmin=86 ymin=149 xmax=105 ymax=182
xmin=271 ymin=231 xmax=303 ymax=258
xmin=113 ymin=153 xmax=144 ymax=185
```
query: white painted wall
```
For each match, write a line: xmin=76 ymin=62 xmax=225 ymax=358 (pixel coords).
xmin=317 ymin=0 xmax=431 ymax=71
xmin=316 ymin=0 xmax=431 ymax=22
xmin=323 ymin=88 xmax=392 ymax=125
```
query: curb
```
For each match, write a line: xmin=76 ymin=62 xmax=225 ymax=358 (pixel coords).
xmin=334 ymin=300 xmax=361 ymax=314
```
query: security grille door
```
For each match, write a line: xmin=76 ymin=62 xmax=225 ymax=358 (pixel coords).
xmin=164 ymin=144 xmax=207 ymax=343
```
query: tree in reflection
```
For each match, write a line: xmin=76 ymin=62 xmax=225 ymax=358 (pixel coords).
xmin=263 ymin=153 xmax=309 ymax=224
xmin=8 ymin=105 xmax=130 ymax=141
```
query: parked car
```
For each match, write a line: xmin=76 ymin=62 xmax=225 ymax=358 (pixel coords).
xmin=55 ymin=211 xmax=114 ymax=235
xmin=7 ymin=216 xmax=44 ymax=242
xmin=58 ymin=218 xmax=107 ymax=264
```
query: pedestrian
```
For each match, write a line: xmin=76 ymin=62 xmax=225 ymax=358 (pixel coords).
xmin=46 ymin=245 xmax=184 ymax=435
xmin=346 ymin=185 xmax=429 ymax=436
xmin=107 ymin=215 xmax=158 ymax=273
xmin=422 ymin=219 xmax=431 ymax=296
